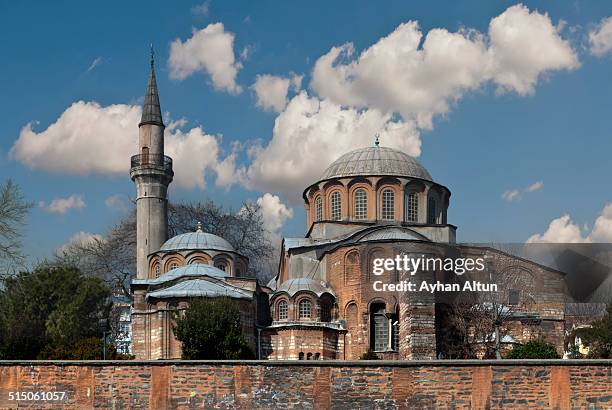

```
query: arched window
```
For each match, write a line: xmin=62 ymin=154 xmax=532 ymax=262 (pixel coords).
xmin=315 ymin=196 xmax=323 ymax=222
xmin=299 ymin=299 xmax=312 ymax=319
xmin=330 ymin=191 xmax=341 ymax=220
xmin=321 ymin=301 xmax=332 ymax=322
xmin=428 ymin=197 xmax=437 ymax=224
xmin=370 ymin=303 xmax=388 ymax=352
xmin=278 ymin=300 xmax=288 ymax=320
xmin=154 ymin=264 xmax=161 ymax=278
xmin=299 ymin=352 xmax=305 ymax=360
xmin=314 ymin=352 xmax=321 ymax=360
xmin=381 ymin=189 xmax=395 ymax=220
xmin=169 ymin=262 xmax=179 ymax=271
xmin=354 ymin=189 xmax=367 ymax=220
xmin=307 ymin=352 xmax=313 ymax=360
xmin=407 ymin=192 xmax=419 ymax=222
xmin=215 ymin=263 xmax=226 ymax=272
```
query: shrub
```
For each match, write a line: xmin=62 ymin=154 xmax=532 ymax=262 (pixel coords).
xmin=360 ymin=348 xmax=380 ymax=360
xmin=506 ymin=340 xmax=560 ymax=359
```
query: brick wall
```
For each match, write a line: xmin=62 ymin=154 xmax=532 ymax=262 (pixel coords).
xmin=0 ymin=360 xmax=610 ymax=409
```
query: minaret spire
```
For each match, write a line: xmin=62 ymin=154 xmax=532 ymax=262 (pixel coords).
xmin=131 ymin=47 xmax=173 ymax=279
xmin=139 ymin=45 xmax=164 ymax=127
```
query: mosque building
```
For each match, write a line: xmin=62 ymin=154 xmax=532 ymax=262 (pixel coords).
xmin=130 ymin=54 xmax=582 ymax=361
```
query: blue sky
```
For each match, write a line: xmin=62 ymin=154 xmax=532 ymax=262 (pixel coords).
xmin=2 ymin=0 xmax=612 ymax=264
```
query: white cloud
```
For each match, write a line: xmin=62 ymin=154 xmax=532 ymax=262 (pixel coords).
xmin=527 ymin=204 xmax=612 ymax=243
xmin=589 ymin=17 xmax=612 ymax=57
xmin=502 ymin=180 xmax=544 ymax=202
xmin=251 ymin=73 xmax=302 ymax=113
xmin=244 ymin=91 xmax=421 ymax=200
xmin=87 ymin=57 xmax=103 ymax=73
xmin=502 ymin=190 xmax=521 ymax=202
xmin=590 ymin=204 xmax=612 ymax=242
xmin=527 ymin=215 xmax=587 ymax=243
xmin=191 ymin=1 xmax=209 ymax=16
xmin=169 ymin=23 xmax=242 ymax=94
xmin=526 ymin=180 xmax=544 ymax=192
xmin=311 ymin=4 xmax=578 ymax=129
xmin=10 ymin=101 xmax=140 ymax=175
xmin=41 ymin=194 xmax=86 ymax=214
xmin=105 ymin=194 xmax=130 ymax=212
xmin=10 ymin=101 xmax=239 ymax=191
xmin=56 ymin=231 xmax=103 ymax=255
xmin=257 ymin=193 xmax=294 ymax=233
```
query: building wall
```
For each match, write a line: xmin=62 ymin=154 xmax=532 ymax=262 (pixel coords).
xmin=0 ymin=361 xmax=610 ymax=409
xmin=131 ymin=295 xmax=259 ymax=360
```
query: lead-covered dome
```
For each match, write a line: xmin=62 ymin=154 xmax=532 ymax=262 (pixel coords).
xmin=160 ymin=231 xmax=235 ymax=252
xmin=319 ymin=146 xmax=432 ymax=182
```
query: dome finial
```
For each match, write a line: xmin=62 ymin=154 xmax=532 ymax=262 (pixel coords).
xmin=196 ymin=221 xmax=203 ymax=232
xmin=374 ymin=134 xmax=380 ymax=147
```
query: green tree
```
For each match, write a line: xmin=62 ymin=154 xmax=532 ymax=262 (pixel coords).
xmin=0 ymin=266 xmax=111 ymax=359
xmin=577 ymin=304 xmax=612 ymax=358
xmin=38 ymin=337 xmax=130 ymax=360
xmin=506 ymin=340 xmax=560 ymax=359
xmin=173 ymin=298 xmax=254 ymax=359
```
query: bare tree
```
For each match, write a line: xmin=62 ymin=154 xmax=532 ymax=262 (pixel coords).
xmin=55 ymin=199 xmax=275 ymax=297
xmin=440 ymin=247 xmax=537 ymax=359
xmin=0 ymin=179 xmax=33 ymax=273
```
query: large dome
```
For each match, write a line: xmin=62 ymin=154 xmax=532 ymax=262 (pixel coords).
xmin=160 ymin=231 xmax=235 ymax=252
xmin=319 ymin=146 xmax=432 ymax=182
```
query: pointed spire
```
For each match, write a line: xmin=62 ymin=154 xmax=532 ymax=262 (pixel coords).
xmin=139 ymin=45 xmax=164 ymax=127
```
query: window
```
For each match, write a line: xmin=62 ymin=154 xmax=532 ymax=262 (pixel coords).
xmin=299 ymin=299 xmax=312 ymax=319
xmin=299 ymin=352 xmax=305 ymax=360
xmin=169 ymin=262 xmax=179 ymax=271
xmin=307 ymin=352 xmax=313 ymax=360
xmin=354 ymin=189 xmax=367 ymax=220
xmin=407 ymin=192 xmax=419 ymax=222
xmin=278 ymin=300 xmax=288 ymax=320
xmin=314 ymin=352 xmax=320 ymax=360
xmin=215 ymin=263 xmax=226 ymax=272
xmin=330 ymin=191 xmax=341 ymax=220
xmin=154 ymin=264 xmax=161 ymax=278
xmin=371 ymin=304 xmax=389 ymax=352
xmin=381 ymin=189 xmax=395 ymax=220
xmin=315 ymin=196 xmax=323 ymax=222
xmin=321 ymin=302 xmax=332 ymax=322
xmin=427 ymin=197 xmax=437 ymax=224
xmin=508 ymin=289 xmax=520 ymax=305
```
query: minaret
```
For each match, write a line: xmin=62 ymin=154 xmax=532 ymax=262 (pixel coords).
xmin=130 ymin=48 xmax=173 ymax=279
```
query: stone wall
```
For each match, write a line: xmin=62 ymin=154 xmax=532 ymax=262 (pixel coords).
xmin=0 ymin=360 xmax=610 ymax=409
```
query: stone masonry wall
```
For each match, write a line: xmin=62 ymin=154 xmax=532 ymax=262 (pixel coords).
xmin=0 ymin=360 xmax=610 ymax=409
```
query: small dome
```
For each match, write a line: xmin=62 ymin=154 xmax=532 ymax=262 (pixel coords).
xmin=150 ymin=263 xmax=227 ymax=284
xmin=276 ymin=278 xmax=335 ymax=297
xmin=319 ymin=146 xmax=432 ymax=182
xmin=160 ymin=231 xmax=235 ymax=253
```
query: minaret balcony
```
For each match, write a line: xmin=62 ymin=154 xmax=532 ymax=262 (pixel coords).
xmin=130 ymin=154 xmax=173 ymax=177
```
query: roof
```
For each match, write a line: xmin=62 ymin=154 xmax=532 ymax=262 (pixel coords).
xmin=139 ymin=54 xmax=164 ymax=127
xmin=358 ymin=226 xmax=428 ymax=242
xmin=160 ymin=231 xmax=235 ymax=253
xmin=276 ymin=278 xmax=335 ymax=297
xmin=132 ymin=263 xmax=227 ymax=286
xmin=146 ymin=279 xmax=252 ymax=300
xmin=319 ymin=146 xmax=432 ymax=182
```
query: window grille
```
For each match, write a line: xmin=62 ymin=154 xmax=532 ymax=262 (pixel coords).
xmin=354 ymin=189 xmax=367 ymax=220
xmin=382 ymin=189 xmax=395 ymax=220
xmin=407 ymin=192 xmax=418 ymax=222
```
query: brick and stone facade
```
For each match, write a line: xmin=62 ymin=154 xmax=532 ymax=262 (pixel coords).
xmin=1 ymin=360 xmax=610 ymax=409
